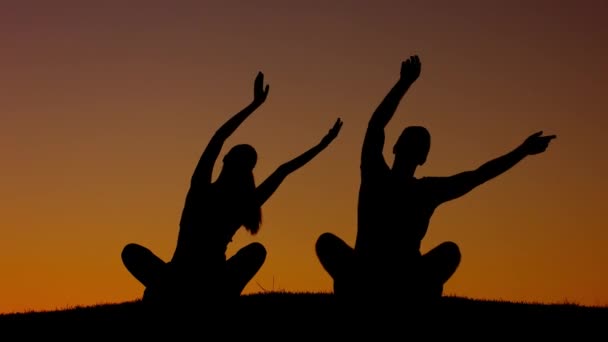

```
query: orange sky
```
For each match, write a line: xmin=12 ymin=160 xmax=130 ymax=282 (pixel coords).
xmin=1 ymin=1 xmax=607 ymax=314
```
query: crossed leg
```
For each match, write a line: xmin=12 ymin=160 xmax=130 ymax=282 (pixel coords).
xmin=122 ymin=241 xmax=266 ymax=304
xmin=419 ymin=241 xmax=461 ymax=298
xmin=315 ymin=232 xmax=357 ymax=299
xmin=121 ymin=243 xmax=166 ymax=289
xmin=225 ymin=242 xmax=267 ymax=297
xmin=317 ymin=233 xmax=461 ymax=299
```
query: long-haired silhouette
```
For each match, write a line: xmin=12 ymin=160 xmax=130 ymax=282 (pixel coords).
xmin=122 ymin=71 xmax=343 ymax=310
xmin=315 ymin=55 xmax=556 ymax=311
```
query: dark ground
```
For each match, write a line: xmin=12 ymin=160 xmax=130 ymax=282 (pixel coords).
xmin=1 ymin=292 xmax=606 ymax=339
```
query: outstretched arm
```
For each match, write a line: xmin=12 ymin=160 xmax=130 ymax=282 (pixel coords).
xmin=361 ymin=55 xmax=421 ymax=171
xmin=255 ymin=118 xmax=343 ymax=206
xmin=190 ymin=72 xmax=270 ymax=185
xmin=432 ymin=131 xmax=557 ymax=204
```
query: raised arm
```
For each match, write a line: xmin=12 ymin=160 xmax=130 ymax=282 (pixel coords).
xmin=361 ymin=55 xmax=421 ymax=171
xmin=430 ymin=131 xmax=557 ymax=204
xmin=190 ymin=72 xmax=270 ymax=185
xmin=255 ymin=118 xmax=343 ymax=206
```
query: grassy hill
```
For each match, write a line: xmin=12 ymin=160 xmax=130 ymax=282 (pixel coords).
xmin=1 ymin=292 xmax=606 ymax=338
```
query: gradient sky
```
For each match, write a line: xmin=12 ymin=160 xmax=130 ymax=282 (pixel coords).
xmin=1 ymin=0 xmax=607 ymax=314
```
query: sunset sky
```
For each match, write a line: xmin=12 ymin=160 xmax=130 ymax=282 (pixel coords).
xmin=1 ymin=0 xmax=607 ymax=314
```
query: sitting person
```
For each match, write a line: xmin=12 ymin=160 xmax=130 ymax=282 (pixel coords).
xmin=122 ymin=71 xmax=343 ymax=310
xmin=315 ymin=55 xmax=556 ymax=310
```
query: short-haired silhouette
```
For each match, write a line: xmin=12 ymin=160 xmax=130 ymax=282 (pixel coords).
xmin=315 ymin=55 xmax=556 ymax=310
xmin=122 ymin=71 xmax=343 ymax=310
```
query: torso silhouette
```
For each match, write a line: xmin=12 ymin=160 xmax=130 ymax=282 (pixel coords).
xmin=172 ymin=181 xmax=242 ymax=269
xmin=356 ymin=161 xmax=442 ymax=265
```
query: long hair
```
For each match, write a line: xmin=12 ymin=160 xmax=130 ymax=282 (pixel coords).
xmin=221 ymin=144 xmax=262 ymax=235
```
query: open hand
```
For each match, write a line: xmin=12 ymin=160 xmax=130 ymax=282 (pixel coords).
xmin=321 ymin=118 xmax=343 ymax=146
xmin=400 ymin=55 xmax=421 ymax=84
xmin=253 ymin=71 xmax=270 ymax=105
xmin=521 ymin=131 xmax=557 ymax=155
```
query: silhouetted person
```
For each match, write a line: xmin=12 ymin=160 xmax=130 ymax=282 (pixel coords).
xmin=122 ymin=71 xmax=343 ymax=311
xmin=315 ymin=55 xmax=556 ymax=312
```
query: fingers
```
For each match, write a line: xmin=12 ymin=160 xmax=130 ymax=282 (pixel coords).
xmin=255 ymin=71 xmax=265 ymax=88
xmin=530 ymin=131 xmax=556 ymax=140
xmin=401 ymin=55 xmax=421 ymax=80
xmin=404 ymin=55 xmax=419 ymax=65
xmin=253 ymin=71 xmax=269 ymax=102
xmin=321 ymin=118 xmax=343 ymax=145
xmin=335 ymin=118 xmax=343 ymax=129
xmin=329 ymin=118 xmax=343 ymax=136
xmin=537 ymin=135 xmax=556 ymax=153
xmin=541 ymin=135 xmax=556 ymax=147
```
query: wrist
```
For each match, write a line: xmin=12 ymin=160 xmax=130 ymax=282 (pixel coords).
xmin=514 ymin=144 xmax=528 ymax=158
xmin=396 ymin=78 xmax=413 ymax=88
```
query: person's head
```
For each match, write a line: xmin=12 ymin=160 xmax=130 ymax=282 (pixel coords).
xmin=220 ymin=144 xmax=262 ymax=234
xmin=393 ymin=126 xmax=431 ymax=167
xmin=222 ymin=144 xmax=258 ymax=171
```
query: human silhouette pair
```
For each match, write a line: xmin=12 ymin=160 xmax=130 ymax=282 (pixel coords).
xmin=122 ymin=56 xmax=556 ymax=311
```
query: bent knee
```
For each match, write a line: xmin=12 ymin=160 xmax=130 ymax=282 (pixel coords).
xmin=121 ymin=243 xmax=141 ymax=262
xmin=441 ymin=241 xmax=461 ymax=264
xmin=316 ymin=232 xmax=338 ymax=252
xmin=247 ymin=242 xmax=267 ymax=261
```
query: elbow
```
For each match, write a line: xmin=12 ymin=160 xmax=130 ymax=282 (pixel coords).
xmin=276 ymin=164 xmax=292 ymax=177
